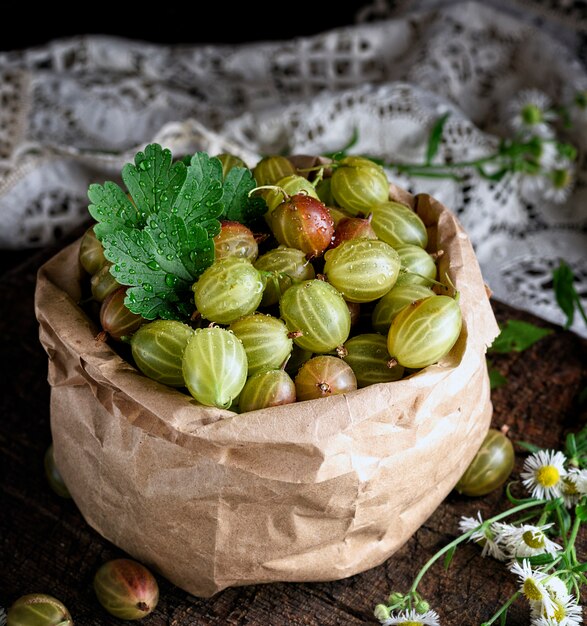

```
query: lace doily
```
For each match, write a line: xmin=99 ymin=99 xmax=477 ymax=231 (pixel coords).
xmin=1 ymin=0 xmax=585 ymax=336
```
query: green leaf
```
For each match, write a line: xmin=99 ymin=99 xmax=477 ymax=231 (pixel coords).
xmin=93 ymin=146 xmax=228 ymax=321
xmin=426 ymin=113 xmax=450 ymax=165
xmin=489 ymin=367 xmax=508 ymax=389
xmin=525 ymin=553 xmax=556 ymax=566
xmin=557 ymin=142 xmax=577 ymax=162
xmin=149 ymin=212 xmax=215 ymax=280
xmin=88 ymin=182 xmax=141 ymax=240
xmin=221 ymin=166 xmax=267 ymax=225
xmin=575 ymin=503 xmax=587 ymax=522
xmin=566 ymin=433 xmax=578 ymax=459
xmin=172 ymin=152 xmax=224 ymax=233
xmin=553 ymin=261 xmax=577 ymax=329
xmin=102 ymin=227 xmax=182 ymax=320
xmin=104 ymin=209 xmax=218 ymax=320
xmin=122 ymin=143 xmax=187 ymax=217
xmin=558 ymin=505 xmax=572 ymax=534
xmin=443 ymin=545 xmax=456 ymax=570
xmin=489 ymin=320 xmax=552 ymax=354
xmin=476 ymin=166 xmax=508 ymax=182
xmin=505 ymin=482 xmax=537 ymax=506
xmin=516 ymin=440 xmax=542 ymax=454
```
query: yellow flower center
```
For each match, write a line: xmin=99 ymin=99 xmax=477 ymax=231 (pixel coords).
xmin=551 ymin=169 xmax=572 ymax=190
xmin=536 ymin=465 xmax=560 ymax=487
xmin=522 ymin=530 xmax=545 ymax=549
xmin=402 ymin=622 xmax=423 ymax=626
xmin=553 ymin=600 xmax=566 ymax=621
xmin=521 ymin=104 xmax=543 ymax=125
xmin=562 ymin=477 xmax=579 ymax=495
xmin=523 ymin=578 xmax=544 ymax=601
xmin=538 ymin=599 xmax=566 ymax=621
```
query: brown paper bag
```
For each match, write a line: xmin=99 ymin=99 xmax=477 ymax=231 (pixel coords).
xmin=35 ymin=188 xmax=499 ymax=597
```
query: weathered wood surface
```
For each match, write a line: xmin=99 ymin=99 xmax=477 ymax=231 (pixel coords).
xmin=1 ymin=240 xmax=585 ymax=625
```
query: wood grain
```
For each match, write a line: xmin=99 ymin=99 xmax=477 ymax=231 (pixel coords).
xmin=1 ymin=242 xmax=585 ymax=625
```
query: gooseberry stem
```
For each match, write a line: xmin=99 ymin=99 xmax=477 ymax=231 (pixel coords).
xmin=248 ymin=185 xmax=289 ymax=201
xmin=399 ymin=268 xmax=451 ymax=291
xmin=312 ymin=166 xmax=325 ymax=186
xmin=297 ymin=164 xmax=327 ymax=174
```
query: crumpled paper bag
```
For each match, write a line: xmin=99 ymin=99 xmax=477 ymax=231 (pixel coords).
xmin=34 ymin=186 xmax=499 ymax=597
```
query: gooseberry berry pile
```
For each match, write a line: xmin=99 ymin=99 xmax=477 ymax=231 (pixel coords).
xmin=81 ymin=149 xmax=462 ymax=411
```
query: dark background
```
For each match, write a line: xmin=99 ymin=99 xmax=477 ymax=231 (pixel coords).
xmin=0 ymin=3 xmax=374 ymax=50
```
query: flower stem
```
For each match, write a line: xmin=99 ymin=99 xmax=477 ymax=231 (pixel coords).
xmin=480 ymin=591 xmax=519 ymax=626
xmin=556 ymin=506 xmax=569 ymax=550
xmin=390 ymin=169 xmax=465 ymax=181
xmin=566 ymin=513 xmax=582 ymax=566
xmin=575 ymin=294 xmax=587 ymax=326
xmin=409 ymin=500 xmax=545 ymax=596
xmin=392 ymin=154 xmax=497 ymax=172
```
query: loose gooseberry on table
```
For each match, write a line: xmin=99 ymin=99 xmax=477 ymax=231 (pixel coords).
xmin=6 ymin=594 xmax=73 ymax=626
xmin=93 ymin=558 xmax=159 ymax=620
xmin=455 ymin=429 xmax=515 ymax=497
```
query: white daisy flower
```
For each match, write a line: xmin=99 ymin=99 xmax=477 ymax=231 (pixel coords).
xmin=519 ymin=171 xmax=547 ymax=201
xmin=567 ymin=467 xmax=587 ymax=495
xmin=509 ymin=90 xmax=556 ymax=138
xmin=458 ymin=512 xmax=508 ymax=560
xmin=542 ymin=163 xmax=575 ymax=203
xmin=521 ymin=450 xmax=567 ymax=500
xmin=543 ymin=575 xmax=571 ymax=602
xmin=530 ymin=592 xmax=582 ymax=625
xmin=510 ymin=560 xmax=555 ymax=617
xmin=560 ymin=473 xmax=582 ymax=508
xmin=382 ymin=608 xmax=440 ymax=626
xmin=536 ymin=140 xmax=559 ymax=169
xmin=499 ymin=523 xmax=562 ymax=558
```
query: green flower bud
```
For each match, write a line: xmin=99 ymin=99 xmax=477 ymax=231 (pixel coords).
xmin=388 ymin=591 xmax=404 ymax=605
xmin=415 ymin=599 xmax=430 ymax=613
xmin=373 ymin=604 xmax=391 ymax=621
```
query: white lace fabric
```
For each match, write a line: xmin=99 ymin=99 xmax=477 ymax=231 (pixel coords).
xmin=1 ymin=0 xmax=585 ymax=336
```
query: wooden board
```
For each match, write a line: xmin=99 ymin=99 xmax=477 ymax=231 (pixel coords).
xmin=1 ymin=242 xmax=585 ymax=625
